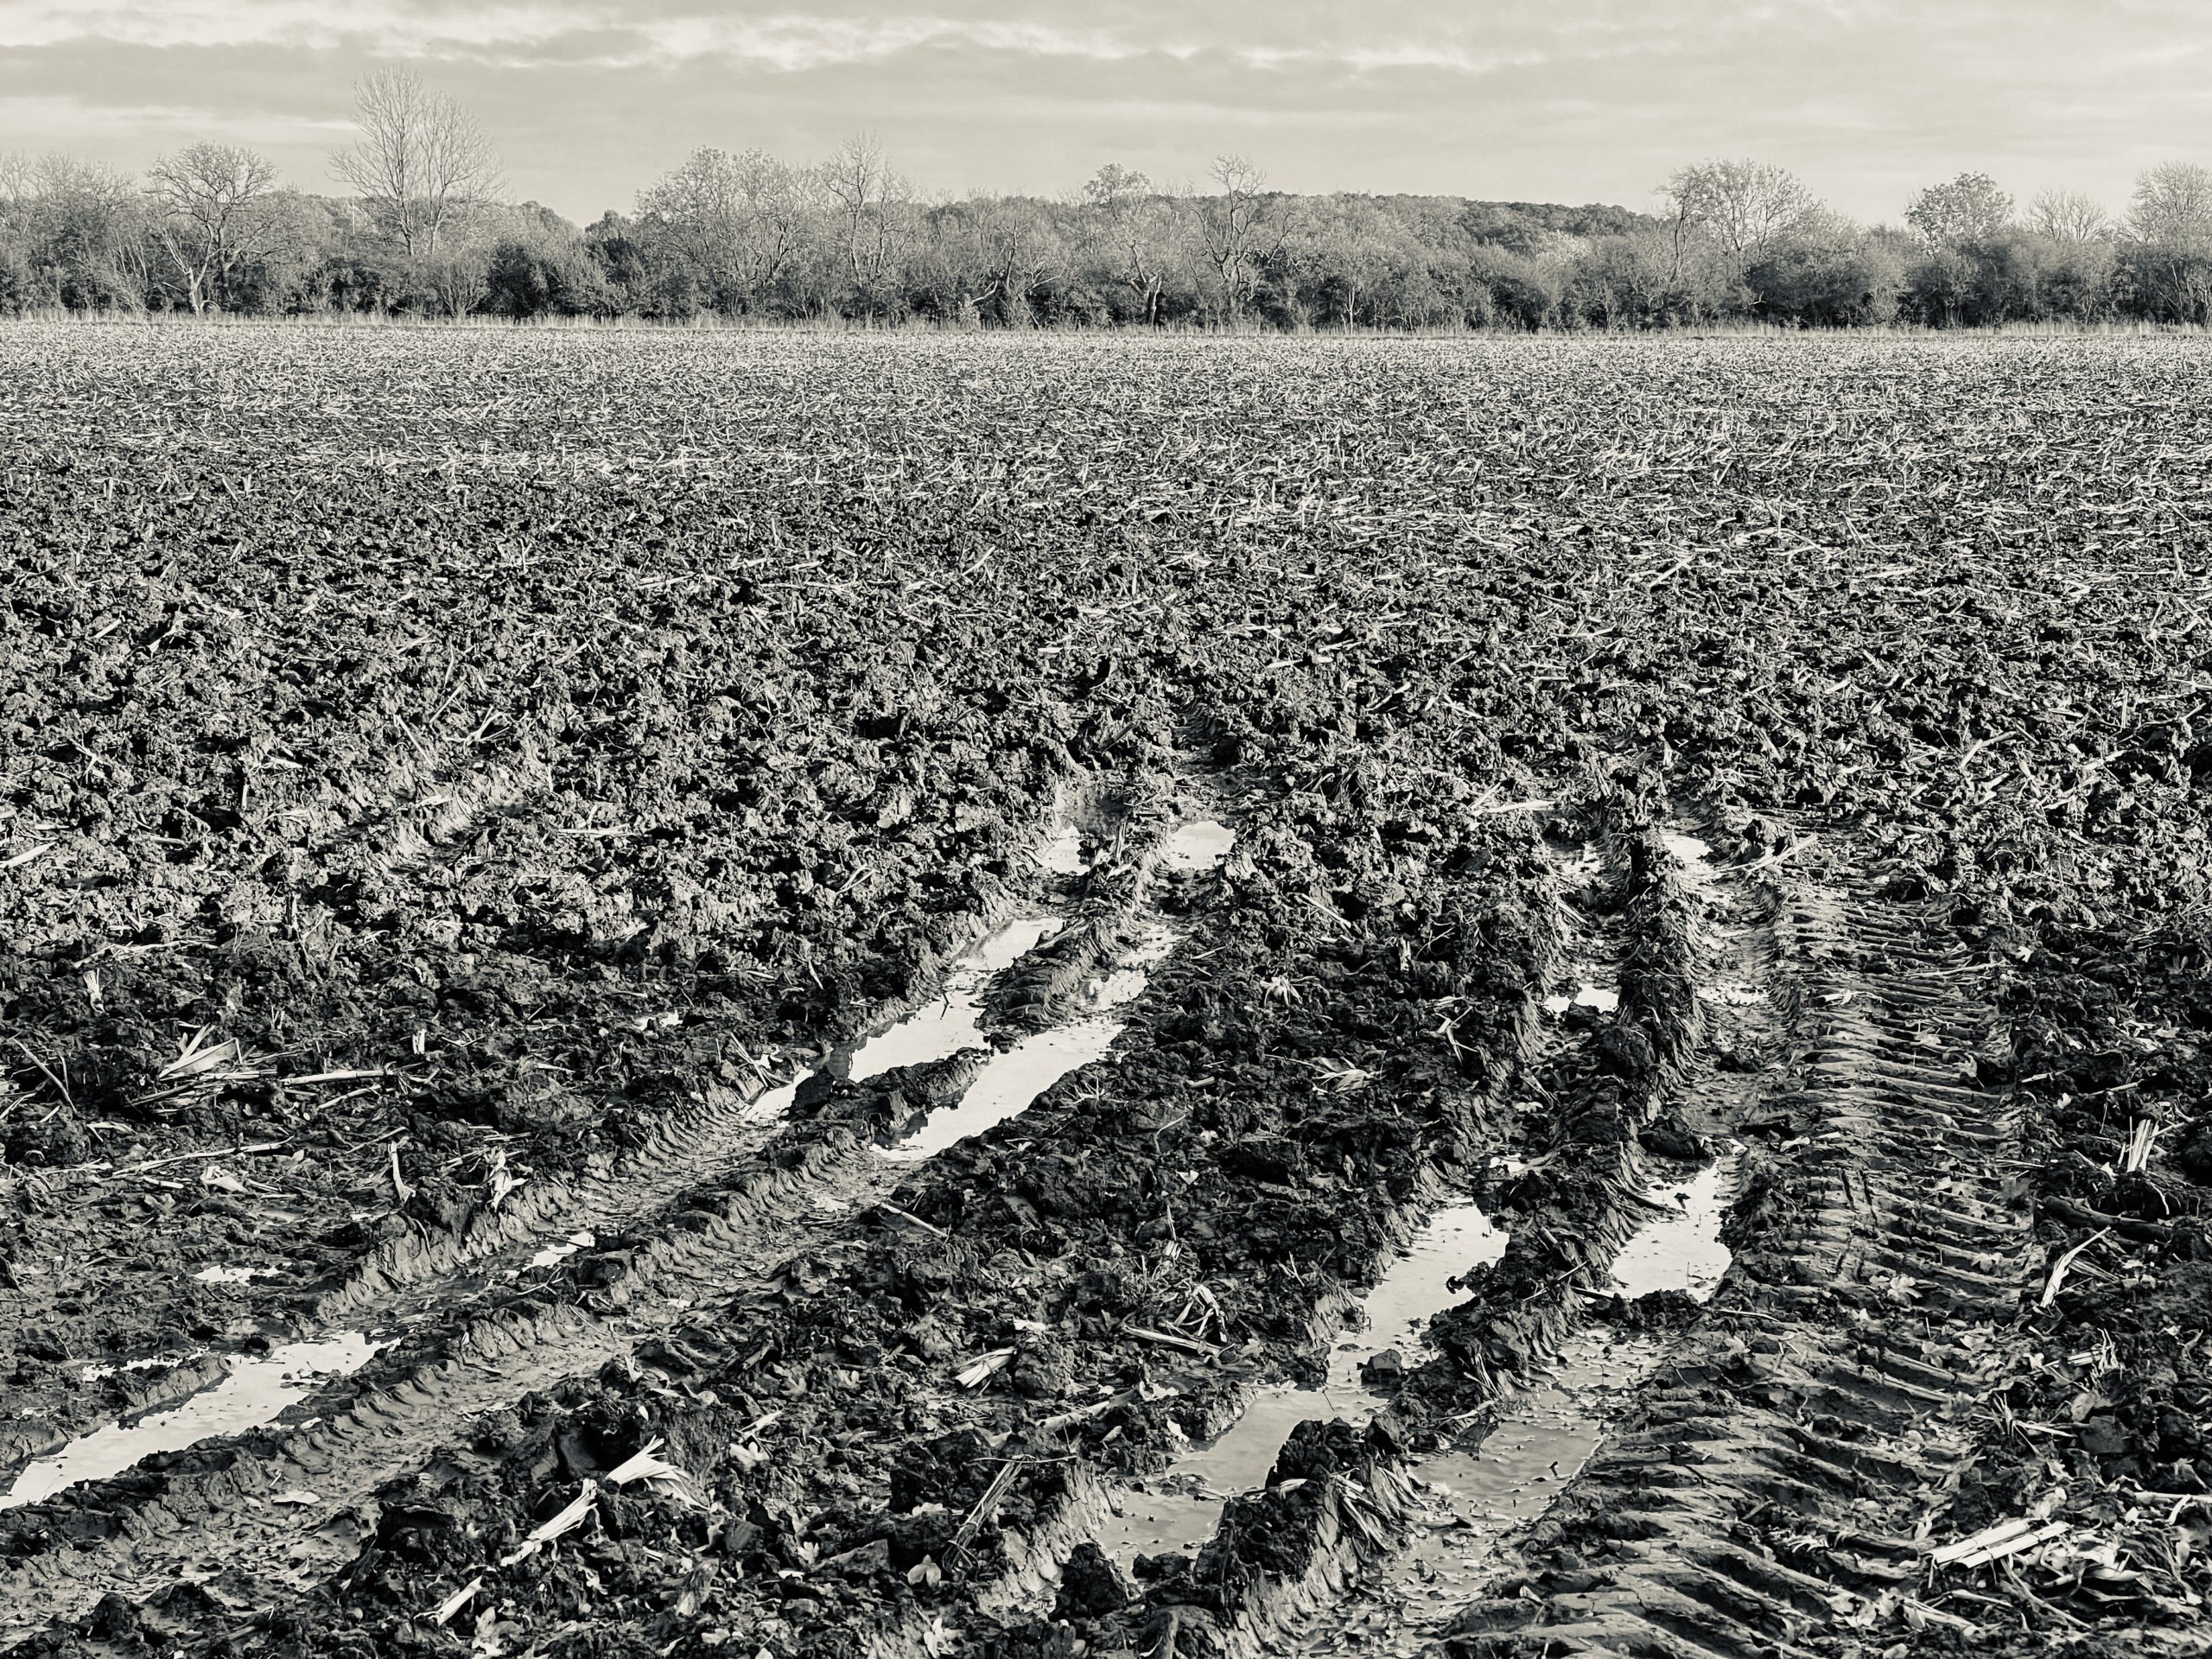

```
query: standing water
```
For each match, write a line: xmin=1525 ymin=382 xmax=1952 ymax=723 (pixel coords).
xmin=1 ymin=1333 xmax=386 ymax=1510
xmin=1279 ymin=1148 xmax=1741 ymax=1656
xmin=844 ymin=915 xmax=1065 ymax=1081
xmin=1093 ymin=1204 xmax=1510 ymax=1565
xmin=880 ymin=821 xmax=1236 ymax=1162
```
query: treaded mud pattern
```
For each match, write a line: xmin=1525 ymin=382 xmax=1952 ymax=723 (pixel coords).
xmin=0 ymin=809 xmax=1217 ymax=1634
xmin=1441 ymin=861 xmax=2033 ymax=1656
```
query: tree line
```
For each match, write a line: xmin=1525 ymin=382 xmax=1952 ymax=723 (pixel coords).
xmin=5 ymin=70 xmax=2211 ymax=328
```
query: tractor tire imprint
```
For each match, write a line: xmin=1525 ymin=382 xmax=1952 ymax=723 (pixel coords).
xmin=1438 ymin=846 xmax=2036 ymax=1659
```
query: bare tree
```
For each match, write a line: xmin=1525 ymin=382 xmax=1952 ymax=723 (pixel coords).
xmin=0 ymin=149 xmax=35 ymax=267
xmin=2126 ymin=162 xmax=2212 ymax=322
xmin=1905 ymin=171 xmax=2012 ymax=249
xmin=2029 ymin=189 xmax=2108 ymax=245
xmin=1080 ymin=164 xmax=1183 ymax=325
xmin=146 ymin=143 xmax=279 ymax=313
xmin=3 ymin=152 xmax=146 ymax=308
xmin=965 ymin=197 xmax=1062 ymax=324
xmin=1663 ymin=159 xmax=1816 ymax=290
xmin=421 ymin=250 xmax=489 ymax=319
xmin=1198 ymin=155 xmax=1281 ymax=323
xmin=330 ymin=68 xmax=503 ymax=257
xmin=2128 ymin=162 xmax=2212 ymax=251
xmin=1286 ymin=194 xmax=1405 ymax=327
xmin=817 ymin=135 xmax=914 ymax=310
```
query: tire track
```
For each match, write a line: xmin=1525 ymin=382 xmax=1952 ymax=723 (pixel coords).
xmin=967 ymin=804 xmax=1732 ymax=1658
xmin=0 ymin=800 xmax=1232 ymax=1640
xmin=0 ymin=1096 xmax=902 ymax=1636
xmin=0 ymin=782 xmax=1123 ymax=1484
xmin=1438 ymin=856 xmax=2033 ymax=1658
xmin=1258 ymin=821 xmax=1789 ymax=1658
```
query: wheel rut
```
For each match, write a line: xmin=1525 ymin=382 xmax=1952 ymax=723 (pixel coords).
xmin=1434 ymin=854 xmax=2034 ymax=1658
xmin=0 ymin=794 xmax=1240 ymax=1642
xmin=0 ymin=1091 xmax=902 ymax=1636
xmin=1001 ymin=804 xmax=1770 ymax=1659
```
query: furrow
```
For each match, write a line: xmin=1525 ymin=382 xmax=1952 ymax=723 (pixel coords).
xmin=0 ymin=1130 xmax=894 ymax=1636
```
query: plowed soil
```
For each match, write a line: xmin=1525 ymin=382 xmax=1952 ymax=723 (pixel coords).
xmin=2 ymin=328 xmax=2209 ymax=1659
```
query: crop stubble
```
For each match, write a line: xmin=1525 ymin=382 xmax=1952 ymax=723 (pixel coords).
xmin=1 ymin=329 xmax=2208 ymax=1658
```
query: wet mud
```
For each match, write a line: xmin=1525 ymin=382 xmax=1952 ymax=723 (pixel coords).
xmin=0 ymin=330 xmax=2205 ymax=1659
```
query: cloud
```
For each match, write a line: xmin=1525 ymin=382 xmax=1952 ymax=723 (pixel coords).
xmin=613 ymin=16 xmax=1184 ymax=73
xmin=0 ymin=0 xmax=2199 ymax=226
xmin=0 ymin=2 xmax=1570 ymax=77
xmin=0 ymin=89 xmax=353 ymax=143
xmin=1234 ymin=42 xmax=1549 ymax=76
xmin=0 ymin=1 xmax=601 ymax=54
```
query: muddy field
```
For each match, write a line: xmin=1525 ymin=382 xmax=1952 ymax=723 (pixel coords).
xmin=2 ymin=327 xmax=2209 ymax=1659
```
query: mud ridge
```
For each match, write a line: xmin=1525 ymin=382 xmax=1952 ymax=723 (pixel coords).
xmin=188 ymin=767 xmax=1558 ymax=1659
xmin=996 ymin=798 xmax=1736 ymax=1659
xmin=1251 ymin=819 xmax=1787 ymax=1657
xmin=0 ymin=813 xmax=1075 ymax=1484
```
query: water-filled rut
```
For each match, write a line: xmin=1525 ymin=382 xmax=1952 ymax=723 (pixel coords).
xmin=0 ymin=809 xmax=1238 ymax=1637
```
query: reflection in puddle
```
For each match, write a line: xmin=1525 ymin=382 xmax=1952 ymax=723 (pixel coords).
xmin=1281 ymin=1329 xmax=1663 ymax=1656
xmin=880 ymin=915 xmax=1186 ymax=1162
xmin=1159 ymin=819 xmax=1236 ymax=874
xmin=733 ymin=914 xmax=1067 ymax=1132
xmin=192 ymin=1264 xmax=284 ymax=1285
xmin=740 ymin=817 xmax=1224 ymax=1148
xmin=881 ymin=1016 xmax=1126 ymax=1162
xmin=1094 ymin=1205 xmax=1509 ymax=1566
xmin=1039 ymin=824 xmax=1087 ymax=875
xmin=1541 ymin=983 xmax=1619 ymax=1016
xmin=526 ymin=1230 xmax=594 ymax=1271
xmin=740 ymin=1073 xmax=808 ymax=1126
xmin=1611 ymin=1154 xmax=1735 ymax=1301
xmin=1280 ymin=1156 xmax=1739 ymax=1654
xmin=77 ymin=1353 xmax=203 ymax=1382
xmin=847 ymin=916 xmax=1064 ymax=1081
xmin=2 ymin=1333 xmax=386 ymax=1510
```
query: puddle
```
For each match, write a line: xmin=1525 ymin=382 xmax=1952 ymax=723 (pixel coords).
xmin=733 ymin=817 xmax=1223 ymax=1149
xmin=191 ymin=1264 xmax=285 ymax=1285
xmin=1281 ymin=1327 xmax=1664 ymax=1657
xmin=525 ymin=1230 xmax=594 ymax=1271
xmin=1280 ymin=1155 xmax=1740 ymax=1652
xmin=77 ymin=1352 xmax=205 ymax=1382
xmin=1094 ymin=1205 xmax=1509 ymax=1566
xmin=727 ymin=914 xmax=1068 ymax=1135
xmin=879 ymin=923 xmax=1176 ymax=1162
xmin=1610 ymin=1154 xmax=1734 ymax=1301
xmin=880 ymin=1016 xmax=1126 ymax=1161
xmin=1039 ymin=824 xmax=1087 ymax=875
xmin=739 ymin=1074 xmax=807 ymax=1126
xmin=1104 ymin=1152 xmax=1741 ymax=1599
xmin=1 ymin=1333 xmax=386 ymax=1510
xmin=1541 ymin=983 xmax=1618 ymax=1017
xmin=1158 ymin=818 xmax=1236 ymax=874
xmin=1078 ymin=924 xmax=1177 ymax=1012
xmin=1662 ymin=832 xmax=1712 ymax=868
xmin=845 ymin=916 xmax=1064 ymax=1082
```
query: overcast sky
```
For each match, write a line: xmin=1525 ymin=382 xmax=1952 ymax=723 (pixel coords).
xmin=2 ymin=2 xmax=2205 ymax=224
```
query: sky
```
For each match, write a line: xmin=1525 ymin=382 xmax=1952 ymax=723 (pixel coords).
xmin=1 ymin=1 xmax=2206 ymax=225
